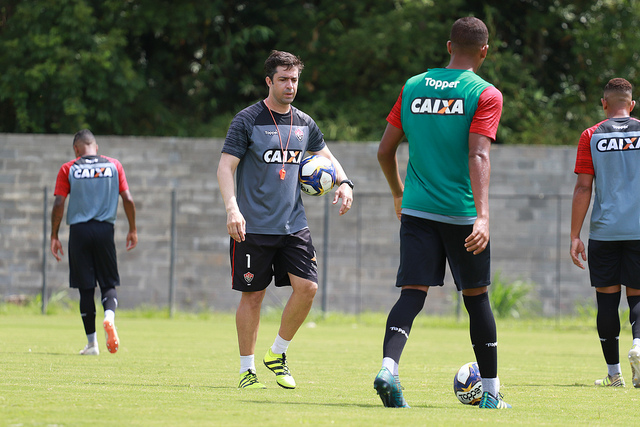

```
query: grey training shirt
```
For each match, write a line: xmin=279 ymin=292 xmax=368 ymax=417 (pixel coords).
xmin=222 ymin=101 xmax=326 ymax=235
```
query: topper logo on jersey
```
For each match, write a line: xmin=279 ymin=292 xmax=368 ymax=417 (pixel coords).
xmin=73 ymin=167 xmax=113 ymax=179
xmin=411 ymin=97 xmax=464 ymax=115
xmin=263 ymin=149 xmax=304 ymax=164
xmin=596 ymin=136 xmax=640 ymax=152
xmin=424 ymin=77 xmax=460 ymax=90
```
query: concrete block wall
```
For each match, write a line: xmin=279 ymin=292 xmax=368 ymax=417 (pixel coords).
xmin=0 ymin=134 xmax=596 ymax=315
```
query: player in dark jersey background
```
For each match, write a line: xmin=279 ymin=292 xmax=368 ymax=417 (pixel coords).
xmin=217 ymin=50 xmax=354 ymax=389
xmin=373 ymin=17 xmax=510 ymax=409
xmin=571 ymin=78 xmax=640 ymax=388
xmin=51 ymin=129 xmax=137 ymax=356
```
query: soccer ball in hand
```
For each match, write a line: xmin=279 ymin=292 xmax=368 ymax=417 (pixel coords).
xmin=453 ymin=362 xmax=483 ymax=405
xmin=299 ymin=155 xmax=336 ymax=196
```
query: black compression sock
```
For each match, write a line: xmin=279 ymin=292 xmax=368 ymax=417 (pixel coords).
xmin=79 ymin=288 xmax=96 ymax=335
xmin=463 ymin=292 xmax=498 ymax=378
xmin=101 ymin=287 xmax=118 ymax=313
xmin=382 ymin=289 xmax=427 ymax=363
xmin=627 ymin=295 xmax=640 ymax=340
xmin=597 ymin=291 xmax=621 ymax=365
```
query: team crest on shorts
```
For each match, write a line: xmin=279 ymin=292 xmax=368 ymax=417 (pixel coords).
xmin=244 ymin=272 xmax=254 ymax=283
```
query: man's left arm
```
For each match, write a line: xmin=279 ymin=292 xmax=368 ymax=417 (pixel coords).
xmin=465 ymin=133 xmax=491 ymax=255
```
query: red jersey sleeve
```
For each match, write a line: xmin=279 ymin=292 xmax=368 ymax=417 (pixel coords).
xmin=574 ymin=123 xmax=600 ymax=175
xmin=53 ymin=159 xmax=75 ymax=197
xmin=106 ymin=156 xmax=129 ymax=193
xmin=386 ymin=87 xmax=404 ymax=130
xmin=469 ymin=86 xmax=503 ymax=140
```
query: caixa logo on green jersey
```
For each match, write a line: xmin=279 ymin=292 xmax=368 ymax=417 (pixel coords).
xmin=263 ymin=149 xmax=304 ymax=164
xmin=596 ymin=137 xmax=640 ymax=152
xmin=73 ymin=166 xmax=114 ymax=179
xmin=410 ymin=97 xmax=464 ymax=115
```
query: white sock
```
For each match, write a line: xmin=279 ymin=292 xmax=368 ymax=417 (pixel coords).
xmin=607 ymin=363 xmax=622 ymax=377
xmin=104 ymin=310 xmax=115 ymax=323
xmin=481 ymin=377 xmax=500 ymax=397
xmin=240 ymin=355 xmax=255 ymax=374
xmin=87 ymin=332 xmax=97 ymax=346
xmin=633 ymin=338 xmax=640 ymax=348
xmin=271 ymin=334 xmax=290 ymax=355
xmin=382 ymin=357 xmax=398 ymax=376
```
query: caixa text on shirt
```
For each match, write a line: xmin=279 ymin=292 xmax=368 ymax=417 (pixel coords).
xmin=262 ymin=149 xmax=304 ymax=164
xmin=73 ymin=167 xmax=114 ymax=179
xmin=596 ymin=137 xmax=640 ymax=152
xmin=410 ymin=97 xmax=464 ymax=115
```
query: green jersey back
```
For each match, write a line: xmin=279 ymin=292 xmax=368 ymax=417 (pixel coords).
xmin=400 ymin=68 xmax=493 ymax=217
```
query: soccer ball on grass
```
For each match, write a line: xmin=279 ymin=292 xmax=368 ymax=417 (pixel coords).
xmin=298 ymin=155 xmax=336 ymax=196
xmin=453 ymin=361 xmax=483 ymax=405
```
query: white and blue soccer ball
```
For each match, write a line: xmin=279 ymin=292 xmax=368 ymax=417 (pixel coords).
xmin=453 ymin=362 xmax=483 ymax=405
xmin=299 ymin=155 xmax=336 ymax=196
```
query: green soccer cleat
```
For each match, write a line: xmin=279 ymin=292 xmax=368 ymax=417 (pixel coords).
xmin=595 ymin=373 xmax=625 ymax=387
xmin=373 ymin=367 xmax=410 ymax=408
xmin=628 ymin=346 xmax=640 ymax=388
xmin=478 ymin=391 xmax=512 ymax=409
xmin=238 ymin=369 xmax=266 ymax=389
xmin=263 ymin=349 xmax=296 ymax=389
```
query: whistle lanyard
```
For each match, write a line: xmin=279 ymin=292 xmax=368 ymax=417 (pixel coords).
xmin=265 ymin=101 xmax=293 ymax=180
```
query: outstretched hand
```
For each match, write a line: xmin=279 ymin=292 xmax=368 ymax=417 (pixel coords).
xmin=50 ymin=237 xmax=63 ymax=262
xmin=570 ymin=237 xmax=586 ymax=270
xmin=464 ymin=217 xmax=489 ymax=255
xmin=333 ymin=184 xmax=353 ymax=215
xmin=126 ymin=230 xmax=138 ymax=251
xmin=226 ymin=207 xmax=246 ymax=242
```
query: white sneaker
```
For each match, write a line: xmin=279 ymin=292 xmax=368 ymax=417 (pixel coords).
xmin=79 ymin=342 xmax=99 ymax=355
xmin=629 ymin=345 xmax=640 ymax=388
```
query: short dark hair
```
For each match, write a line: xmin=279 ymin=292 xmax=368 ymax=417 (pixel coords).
xmin=264 ymin=50 xmax=304 ymax=81
xmin=604 ymin=78 xmax=633 ymax=97
xmin=73 ymin=129 xmax=96 ymax=146
xmin=450 ymin=17 xmax=489 ymax=52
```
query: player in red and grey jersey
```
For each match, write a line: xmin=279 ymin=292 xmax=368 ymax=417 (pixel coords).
xmin=51 ymin=129 xmax=137 ymax=356
xmin=571 ymin=78 xmax=640 ymax=388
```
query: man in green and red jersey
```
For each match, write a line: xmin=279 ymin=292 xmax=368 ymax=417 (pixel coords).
xmin=374 ymin=17 xmax=510 ymax=409
xmin=51 ymin=129 xmax=137 ymax=356
xmin=570 ymin=78 xmax=640 ymax=388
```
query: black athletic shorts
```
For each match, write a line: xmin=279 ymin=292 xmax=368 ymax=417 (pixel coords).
xmin=396 ymin=215 xmax=491 ymax=291
xmin=588 ymin=239 xmax=640 ymax=289
xmin=68 ymin=220 xmax=120 ymax=290
xmin=229 ymin=228 xmax=318 ymax=292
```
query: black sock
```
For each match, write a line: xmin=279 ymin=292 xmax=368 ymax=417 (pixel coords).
xmin=101 ymin=287 xmax=118 ymax=313
xmin=382 ymin=289 xmax=427 ymax=363
xmin=463 ymin=292 xmax=497 ymax=378
xmin=79 ymin=288 xmax=96 ymax=335
xmin=628 ymin=295 xmax=640 ymax=340
xmin=596 ymin=291 xmax=621 ymax=365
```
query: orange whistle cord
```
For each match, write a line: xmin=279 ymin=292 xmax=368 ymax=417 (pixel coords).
xmin=265 ymin=100 xmax=293 ymax=180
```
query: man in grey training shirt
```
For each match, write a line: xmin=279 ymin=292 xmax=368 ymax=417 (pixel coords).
xmin=217 ymin=50 xmax=354 ymax=389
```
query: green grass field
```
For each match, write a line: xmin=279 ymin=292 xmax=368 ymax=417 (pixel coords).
xmin=1 ymin=307 xmax=639 ymax=426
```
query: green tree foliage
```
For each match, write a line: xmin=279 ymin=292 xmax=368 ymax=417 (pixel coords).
xmin=0 ymin=0 xmax=144 ymax=133
xmin=1 ymin=0 xmax=639 ymax=142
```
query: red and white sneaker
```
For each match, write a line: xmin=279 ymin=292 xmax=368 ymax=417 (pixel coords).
xmin=103 ymin=320 xmax=119 ymax=354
